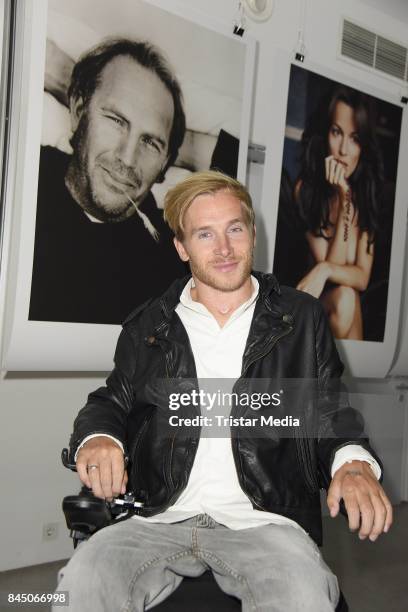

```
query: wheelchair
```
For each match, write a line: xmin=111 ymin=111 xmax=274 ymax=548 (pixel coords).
xmin=61 ymin=449 xmax=348 ymax=611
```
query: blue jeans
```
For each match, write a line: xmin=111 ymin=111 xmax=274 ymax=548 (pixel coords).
xmin=56 ymin=514 xmax=339 ymax=611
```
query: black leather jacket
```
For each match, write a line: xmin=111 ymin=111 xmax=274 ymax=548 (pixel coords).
xmin=69 ymin=272 xmax=380 ymax=545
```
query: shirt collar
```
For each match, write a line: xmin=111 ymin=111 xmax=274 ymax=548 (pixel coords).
xmin=179 ymin=275 xmax=259 ymax=320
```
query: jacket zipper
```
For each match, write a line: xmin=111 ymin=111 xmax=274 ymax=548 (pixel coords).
xmin=129 ymin=416 xmax=151 ymax=489
xmin=161 ymin=339 xmax=179 ymax=490
xmin=155 ymin=336 xmax=200 ymax=495
xmin=164 ymin=350 xmax=171 ymax=378
xmin=240 ymin=325 xmax=293 ymax=379
xmin=295 ymin=428 xmax=319 ymax=493
xmin=239 ymin=324 xmax=319 ymax=494
xmin=232 ymin=324 xmax=293 ymax=510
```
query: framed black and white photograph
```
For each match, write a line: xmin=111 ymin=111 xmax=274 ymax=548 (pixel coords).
xmin=261 ymin=56 xmax=408 ymax=377
xmin=3 ymin=0 xmax=255 ymax=370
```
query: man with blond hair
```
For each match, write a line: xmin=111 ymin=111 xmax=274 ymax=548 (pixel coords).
xmin=59 ymin=171 xmax=391 ymax=611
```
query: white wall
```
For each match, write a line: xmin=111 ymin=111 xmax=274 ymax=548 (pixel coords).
xmin=0 ymin=0 xmax=407 ymax=571
xmin=0 ymin=374 xmax=106 ymax=570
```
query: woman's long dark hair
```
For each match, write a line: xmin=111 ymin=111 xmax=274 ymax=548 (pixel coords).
xmin=296 ymin=86 xmax=384 ymax=246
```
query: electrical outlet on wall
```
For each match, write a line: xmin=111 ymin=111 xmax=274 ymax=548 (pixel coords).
xmin=42 ymin=522 xmax=59 ymax=542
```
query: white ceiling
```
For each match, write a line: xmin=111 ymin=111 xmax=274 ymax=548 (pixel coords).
xmin=358 ymin=0 xmax=408 ymax=23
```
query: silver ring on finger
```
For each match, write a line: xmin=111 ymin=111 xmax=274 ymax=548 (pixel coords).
xmin=87 ymin=464 xmax=99 ymax=472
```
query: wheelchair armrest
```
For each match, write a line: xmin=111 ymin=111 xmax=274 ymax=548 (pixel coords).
xmin=63 ymin=492 xmax=112 ymax=535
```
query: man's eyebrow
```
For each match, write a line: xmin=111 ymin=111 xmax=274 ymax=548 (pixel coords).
xmin=191 ymin=224 xmax=212 ymax=235
xmin=101 ymin=105 xmax=129 ymax=124
xmin=191 ymin=218 xmax=246 ymax=234
xmin=228 ymin=217 xmax=246 ymax=225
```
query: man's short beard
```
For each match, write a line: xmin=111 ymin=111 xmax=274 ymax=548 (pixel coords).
xmin=68 ymin=113 xmax=134 ymax=223
xmin=189 ymin=249 xmax=254 ymax=293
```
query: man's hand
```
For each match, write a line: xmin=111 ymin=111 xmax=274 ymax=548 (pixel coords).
xmin=76 ymin=437 xmax=128 ymax=501
xmin=327 ymin=460 xmax=393 ymax=541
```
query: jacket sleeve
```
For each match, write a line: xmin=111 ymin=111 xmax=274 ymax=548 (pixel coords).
xmin=68 ymin=326 xmax=137 ymax=463
xmin=313 ymin=301 xmax=383 ymax=488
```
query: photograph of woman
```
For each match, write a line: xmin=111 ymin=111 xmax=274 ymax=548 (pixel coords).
xmin=273 ymin=65 xmax=402 ymax=342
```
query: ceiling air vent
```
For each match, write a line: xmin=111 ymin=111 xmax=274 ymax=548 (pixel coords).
xmin=341 ymin=20 xmax=376 ymax=67
xmin=376 ymin=36 xmax=407 ymax=80
xmin=341 ymin=19 xmax=408 ymax=82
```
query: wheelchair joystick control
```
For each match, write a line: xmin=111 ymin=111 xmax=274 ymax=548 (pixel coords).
xmin=111 ymin=492 xmax=144 ymax=509
xmin=61 ymin=448 xmax=144 ymax=547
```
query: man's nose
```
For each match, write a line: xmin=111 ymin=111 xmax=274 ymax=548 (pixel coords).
xmin=116 ymin=133 xmax=140 ymax=168
xmin=214 ymin=234 xmax=232 ymax=257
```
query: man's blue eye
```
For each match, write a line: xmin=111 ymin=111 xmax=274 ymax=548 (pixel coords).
xmin=198 ymin=232 xmax=211 ymax=239
xmin=229 ymin=226 xmax=243 ymax=233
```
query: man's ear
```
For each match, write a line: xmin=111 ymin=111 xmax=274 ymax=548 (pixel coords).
xmin=253 ymin=224 xmax=257 ymax=248
xmin=69 ymin=95 xmax=85 ymax=133
xmin=173 ymin=236 xmax=190 ymax=262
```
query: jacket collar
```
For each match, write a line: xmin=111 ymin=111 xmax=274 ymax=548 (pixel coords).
xmin=152 ymin=271 xmax=291 ymax=377
xmin=158 ymin=271 xmax=281 ymax=321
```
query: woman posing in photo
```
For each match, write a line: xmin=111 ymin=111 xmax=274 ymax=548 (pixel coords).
xmin=295 ymin=86 xmax=383 ymax=339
